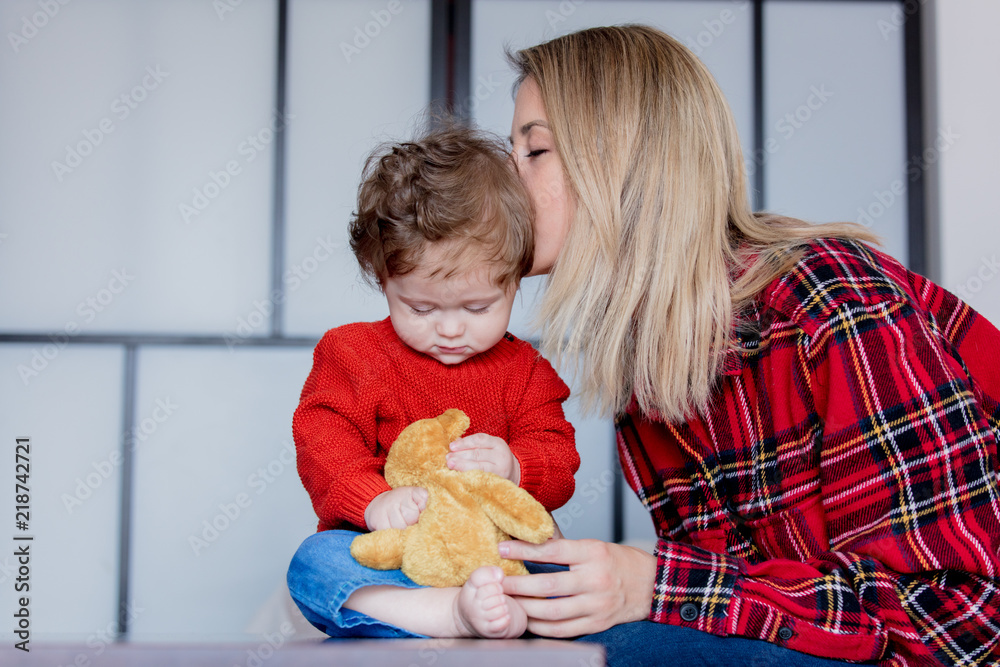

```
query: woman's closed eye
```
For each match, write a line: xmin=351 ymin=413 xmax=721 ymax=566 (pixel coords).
xmin=526 ymin=149 xmax=548 ymax=158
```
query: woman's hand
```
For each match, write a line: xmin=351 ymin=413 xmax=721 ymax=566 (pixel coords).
xmin=499 ymin=538 xmax=657 ymax=637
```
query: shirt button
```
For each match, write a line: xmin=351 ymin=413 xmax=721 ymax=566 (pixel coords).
xmin=778 ymin=626 xmax=793 ymax=641
xmin=679 ymin=603 xmax=698 ymax=622
xmin=726 ymin=498 xmax=739 ymax=514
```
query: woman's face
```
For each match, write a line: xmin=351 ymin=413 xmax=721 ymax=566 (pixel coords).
xmin=510 ymin=77 xmax=573 ymax=276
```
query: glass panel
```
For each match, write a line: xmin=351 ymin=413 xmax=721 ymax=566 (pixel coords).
xmin=935 ymin=3 xmax=1000 ymax=323
xmin=554 ymin=402 xmax=616 ymax=542
xmin=471 ymin=0 xmax=754 ymax=338
xmin=764 ymin=1 xmax=908 ymax=264
xmin=283 ymin=0 xmax=432 ymax=337
xmin=0 ymin=0 xmax=277 ymax=333
xmin=471 ymin=1 xmax=751 ymax=546
xmin=129 ymin=346 xmax=316 ymax=639
xmin=0 ymin=345 xmax=124 ymax=639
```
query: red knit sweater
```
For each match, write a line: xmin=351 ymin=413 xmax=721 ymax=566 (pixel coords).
xmin=293 ymin=317 xmax=579 ymax=532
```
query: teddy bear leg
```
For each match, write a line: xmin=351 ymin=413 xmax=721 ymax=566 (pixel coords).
xmin=350 ymin=528 xmax=406 ymax=570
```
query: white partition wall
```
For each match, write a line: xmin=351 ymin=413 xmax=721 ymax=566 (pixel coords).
xmin=764 ymin=1 xmax=908 ymax=263
xmin=0 ymin=0 xmax=955 ymax=641
xmin=472 ymin=0 xmax=754 ymax=342
xmin=472 ymin=0 xmax=755 ymax=546
xmin=0 ymin=346 xmax=124 ymax=640
xmin=283 ymin=0 xmax=432 ymax=337
xmin=0 ymin=0 xmax=278 ymax=334
xmin=934 ymin=0 xmax=1000 ymax=324
xmin=129 ymin=346 xmax=316 ymax=640
xmin=472 ymin=0 xmax=915 ymax=546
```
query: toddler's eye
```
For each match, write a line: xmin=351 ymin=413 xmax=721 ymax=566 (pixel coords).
xmin=409 ymin=306 xmax=434 ymax=316
xmin=466 ymin=306 xmax=491 ymax=314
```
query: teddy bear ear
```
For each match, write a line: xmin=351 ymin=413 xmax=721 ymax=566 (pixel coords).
xmin=437 ymin=409 xmax=470 ymax=441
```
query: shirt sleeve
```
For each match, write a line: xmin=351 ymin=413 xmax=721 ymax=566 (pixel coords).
xmin=644 ymin=298 xmax=1000 ymax=665
xmin=506 ymin=349 xmax=579 ymax=511
xmin=292 ymin=330 xmax=392 ymax=531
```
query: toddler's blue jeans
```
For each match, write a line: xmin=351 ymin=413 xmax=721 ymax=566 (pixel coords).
xmin=287 ymin=530 xmax=858 ymax=667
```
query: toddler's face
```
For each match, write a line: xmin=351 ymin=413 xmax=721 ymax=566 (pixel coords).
xmin=384 ymin=265 xmax=516 ymax=365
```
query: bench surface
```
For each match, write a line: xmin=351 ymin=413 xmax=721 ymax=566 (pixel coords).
xmin=0 ymin=638 xmax=605 ymax=666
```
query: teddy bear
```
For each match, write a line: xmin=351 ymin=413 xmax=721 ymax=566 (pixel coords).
xmin=350 ymin=408 xmax=555 ymax=587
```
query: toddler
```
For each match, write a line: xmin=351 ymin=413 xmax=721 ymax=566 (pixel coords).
xmin=287 ymin=125 xmax=579 ymax=639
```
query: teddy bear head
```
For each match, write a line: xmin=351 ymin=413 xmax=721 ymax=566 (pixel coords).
xmin=383 ymin=408 xmax=470 ymax=487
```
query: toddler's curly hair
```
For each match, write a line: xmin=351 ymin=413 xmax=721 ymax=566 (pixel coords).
xmin=349 ymin=124 xmax=533 ymax=290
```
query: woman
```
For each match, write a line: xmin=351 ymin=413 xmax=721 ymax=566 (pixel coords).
xmin=501 ymin=24 xmax=1000 ymax=667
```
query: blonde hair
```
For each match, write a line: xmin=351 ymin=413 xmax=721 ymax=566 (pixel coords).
xmin=509 ymin=25 xmax=878 ymax=421
xmin=349 ymin=124 xmax=533 ymax=291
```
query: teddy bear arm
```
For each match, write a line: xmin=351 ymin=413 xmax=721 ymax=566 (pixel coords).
xmin=464 ymin=471 xmax=555 ymax=544
xmin=350 ymin=528 xmax=406 ymax=570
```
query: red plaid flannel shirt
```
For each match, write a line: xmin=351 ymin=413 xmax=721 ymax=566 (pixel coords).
xmin=617 ymin=239 xmax=1000 ymax=666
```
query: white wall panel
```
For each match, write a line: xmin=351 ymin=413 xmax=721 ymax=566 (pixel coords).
xmin=472 ymin=0 xmax=754 ymax=339
xmin=129 ymin=346 xmax=316 ymax=640
xmin=550 ymin=396 xmax=657 ymax=545
xmin=0 ymin=0 xmax=277 ymax=334
xmin=0 ymin=345 xmax=124 ymax=641
xmin=764 ymin=1 xmax=908 ymax=264
xmin=283 ymin=0 xmax=432 ymax=337
xmin=935 ymin=0 xmax=1000 ymax=324
xmin=472 ymin=2 xmax=747 ymax=548
xmin=553 ymin=402 xmax=616 ymax=542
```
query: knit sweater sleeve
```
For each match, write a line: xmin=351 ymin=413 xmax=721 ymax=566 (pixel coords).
xmin=292 ymin=326 xmax=392 ymax=531
xmin=507 ymin=346 xmax=579 ymax=511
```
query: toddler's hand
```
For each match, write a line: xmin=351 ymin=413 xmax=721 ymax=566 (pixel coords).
xmin=364 ymin=486 xmax=428 ymax=531
xmin=446 ymin=433 xmax=520 ymax=484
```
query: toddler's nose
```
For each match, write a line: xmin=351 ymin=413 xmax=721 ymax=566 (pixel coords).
xmin=436 ymin=315 xmax=464 ymax=338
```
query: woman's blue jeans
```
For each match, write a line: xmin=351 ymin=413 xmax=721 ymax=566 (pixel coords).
xmin=287 ymin=530 xmax=857 ymax=667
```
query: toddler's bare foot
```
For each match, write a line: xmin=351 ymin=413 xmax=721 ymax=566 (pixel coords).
xmin=453 ymin=566 xmax=527 ymax=638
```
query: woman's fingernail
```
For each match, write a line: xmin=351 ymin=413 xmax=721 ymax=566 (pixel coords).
xmin=498 ymin=542 xmax=510 ymax=557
